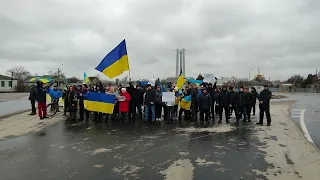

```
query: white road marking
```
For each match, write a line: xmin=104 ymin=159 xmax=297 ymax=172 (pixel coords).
xmin=300 ymin=109 xmax=315 ymax=145
xmin=291 ymin=116 xmax=301 ymax=118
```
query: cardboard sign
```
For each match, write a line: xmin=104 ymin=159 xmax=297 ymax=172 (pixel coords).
xmin=203 ymin=74 xmax=216 ymax=83
xmin=162 ymin=92 xmax=175 ymax=103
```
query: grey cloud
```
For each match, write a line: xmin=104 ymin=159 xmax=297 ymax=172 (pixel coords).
xmin=0 ymin=0 xmax=319 ymax=79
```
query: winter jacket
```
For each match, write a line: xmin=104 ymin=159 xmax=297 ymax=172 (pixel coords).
xmin=144 ymin=89 xmax=156 ymax=106
xmin=229 ymin=91 xmax=237 ymax=105
xmin=246 ymin=92 xmax=254 ymax=106
xmin=258 ymin=89 xmax=272 ymax=105
xmin=251 ymin=90 xmax=258 ymax=104
xmin=48 ymin=89 xmax=62 ymax=100
xmin=131 ymin=89 xmax=144 ymax=105
xmin=119 ymin=91 xmax=131 ymax=113
xmin=198 ymin=92 xmax=212 ymax=110
xmin=207 ymin=87 xmax=214 ymax=101
xmin=29 ymin=86 xmax=37 ymax=101
xmin=235 ymin=92 xmax=248 ymax=107
xmin=218 ymin=90 xmax=230 ymax=106
xmin=190 ymin=88 xmax=198 ymax=104
xmin=36 ymin=81 xmax=51 ymax=103
xmin=155 ymin=90 xmax=163 ymax=104
xmin=68 ymin=91 xmax=78 ymax=111
xmin=213 ymin=90 xmax=219 ymax=102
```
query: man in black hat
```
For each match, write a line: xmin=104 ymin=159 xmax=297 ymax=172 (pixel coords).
xmin=257 ymin=84 xmax=272 ymax=126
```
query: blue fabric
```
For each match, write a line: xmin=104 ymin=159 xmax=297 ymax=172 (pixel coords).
xmin=48 ymin=88 xmax=62 ymax=99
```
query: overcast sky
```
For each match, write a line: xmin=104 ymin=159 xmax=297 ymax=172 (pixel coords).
xmin=0 ymin=0 xmax=319 ymax=80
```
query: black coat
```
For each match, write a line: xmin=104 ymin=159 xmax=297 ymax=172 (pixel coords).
xmin=229 ymin=91 xmax=237 ymax=105
xmin=251 ymin=90 xmax=258 ymax=104
xmin=68 ymin=91 xmax=78 ymax=111
xmin=259 ymin=89 xmax=272 ymax=105
xmin=144 ymin=89 xmax=156 ymax=106
xmin=190 ymin=88 xmax=198 ymax=104
xmin=218 ymin=90 xmax=230 ymax=106
xmin=131 ymin=89 xmax=144 ymax=105
xmin=246 ymin=92 xmax=254 ymax=106
xmin=29 ymin=87 xmax=37 ymax=101
xmin=235 ymin=92 xmax=249 ymax=107
xmin=198 ymin=93 xmax=212 ymax=110
xmin=36 ymin=81 xmax=53 ymax=103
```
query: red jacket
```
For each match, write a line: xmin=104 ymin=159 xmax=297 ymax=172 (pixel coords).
xmin=119 ymin=92 xmax=131 ymax=113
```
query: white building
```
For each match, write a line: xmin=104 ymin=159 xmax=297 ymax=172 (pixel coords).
xmin=0 ymin=75 xmax=18 ymax=92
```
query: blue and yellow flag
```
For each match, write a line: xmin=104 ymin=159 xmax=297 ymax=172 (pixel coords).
xmin=176 ymin=70 xmax=186 ymax=90
xmin=83 ymin=72 xmax=89 ymax=84
xmin=180 ymin=95 xmax=191 ymax=110
xmin=95 ymin=39 xmax=129 ymax=79
xmin=86 ymin=92 xmax=116 ymax=114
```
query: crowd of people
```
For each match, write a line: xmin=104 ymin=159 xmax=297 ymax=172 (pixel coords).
xmin=28 ymin=78 xmax=273 ymax=126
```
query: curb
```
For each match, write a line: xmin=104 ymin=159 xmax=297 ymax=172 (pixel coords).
xmin=0 ymin=109 xmax=31 ymax=120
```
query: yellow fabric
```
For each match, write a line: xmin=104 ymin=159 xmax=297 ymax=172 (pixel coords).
xmin=101 ymin=55 xmax=129 ymax=79
xmin=176 ymin=74 xmax=186 ymax=90
xmin=180 ymin=99 xmax=191 ymax=110
xmin=84 ymin=100 xmax=88 ymax=109
xmin=86 ymin=101 xmax=115 ymax=114
xmin=46 ymin=94 xmax=64 ymax=106
xmin=175 ymin=96 xmax=181 ymax=105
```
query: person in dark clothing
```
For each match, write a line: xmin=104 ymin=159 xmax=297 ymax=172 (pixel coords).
xmin=63 ymin=86 xmax=70 ymax=116
xmin=217 ymin=86 xmax=231 ymax=124
xmin=178 ymin=88 xmax=191 ymax=121
xmin=244 ymin=88 xmax=253 ymax=122
xmin=189 ymin=84 xmax=198 ymax=121
xmin=130 ymin=85 xmax=143 ymax=121
xmin=229 ymin=87 xmax=237 ymax=117
xmin=251 ymin=87 xmax=258 ymax=116
xmin=235 ymin=86 xmax=249 ymax=125
xmin=28 ymin=85 xmax=37 ymax=115
xmin=36 ymin=81 xmax=53 ymax=119
xmin=79 ymin=84 xmax=90 ymax=121
xmin=68 ymin=86 xmax=78 ymax=121
xmin=198 ymin=88 xmax=212 ymax=124
xmin=155 ymin=86 xmax=163 ymax=121
xmin=214 ymin=88 xmax=220 ymax=115
xmin=257 ymin=85 xmax=272 ymax=126
xmin=144 ymin=84 xmax=156 ymax=122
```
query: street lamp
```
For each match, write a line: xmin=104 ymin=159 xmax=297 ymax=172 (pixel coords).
xmin=249 ymin=69 xmax=252 ymax=81
xmin=57 ymin=64 xmax=63 ymax=87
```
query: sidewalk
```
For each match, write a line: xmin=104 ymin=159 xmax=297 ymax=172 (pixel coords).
xmin=0 ymin=111 xmax=65 ymax=139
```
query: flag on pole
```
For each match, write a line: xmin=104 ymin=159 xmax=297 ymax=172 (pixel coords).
xmin=95 ymin=39 xmax=130 ymax=79
xmin=83 ymin=72 xmax=89 ymax=84
xmin=176 ymin=69 xmax=186 ymax=90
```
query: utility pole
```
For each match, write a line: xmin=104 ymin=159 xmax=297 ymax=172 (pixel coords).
xmin=175 ymin=49 xmax=179 ymax=77
xmin=57 ymin=64 xmax=63 ymax=87
xmin=249 ymin=69 xmax=252 ymax=81
xmin=182 ymin=48 xmax=186 ymax=77
xmin=179 ymin=49 xmax=183 ymax=74
xmin=11 ymin=71 xmax=13 ymax=93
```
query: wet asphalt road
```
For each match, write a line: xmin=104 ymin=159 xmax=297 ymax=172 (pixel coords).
xmin=280 ymin=93 xmax=320 ymax=148
xmin=0 ymin=96 xmax=30 ymax=116
xmin=0 ymin=116 xmax=272 ymax=180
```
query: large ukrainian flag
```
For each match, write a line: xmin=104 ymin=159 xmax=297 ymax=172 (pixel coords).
xmin=180 ymin=95 xmax=191 ymax=110
xmin=83 ymin=72 xmax=89 ymax=84
xmin=86 ymin=92 xmax=116 ymax=114
xmin=95 ymin=40 xmax=129 ymax=79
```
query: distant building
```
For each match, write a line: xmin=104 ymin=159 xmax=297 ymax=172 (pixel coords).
xmin=0 ymin=74 xmax=18 ymax=92
xmin=88 ymin=77 xmax=101 ymax=85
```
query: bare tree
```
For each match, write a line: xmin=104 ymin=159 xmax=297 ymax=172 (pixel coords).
xmin=6 ymin=66 xmax=31 ymax=84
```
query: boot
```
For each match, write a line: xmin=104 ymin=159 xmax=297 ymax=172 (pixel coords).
xmin=29 ymin=112 xmax=36 ymax=115
xmin=235 ymin=119 xmax=239 ymax=126
xmin=218 ymin=120 xmax=222 ymax=124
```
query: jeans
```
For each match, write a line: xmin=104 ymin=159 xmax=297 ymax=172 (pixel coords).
xmin=166 ymin=106 xmax=174 ymax=121
xmin=145 ymin=105 xmax=155 ymax=121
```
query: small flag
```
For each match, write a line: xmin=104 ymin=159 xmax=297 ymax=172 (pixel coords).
xmin=83 ymin=72 xmax=89 ymax=84
xmin=95 ymin=39 xmax=130 ymax=79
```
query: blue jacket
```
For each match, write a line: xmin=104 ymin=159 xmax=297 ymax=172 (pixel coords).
xmin=49 ymin=88 xmax=62 ymax=99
